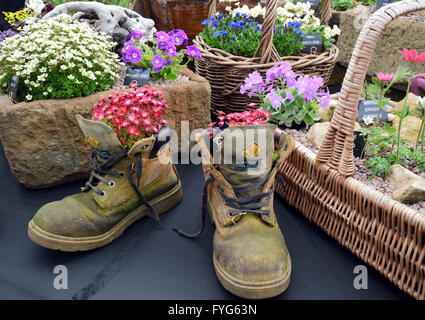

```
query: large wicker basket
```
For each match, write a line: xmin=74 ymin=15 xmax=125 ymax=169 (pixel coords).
xmin=276 ymin=0 xmax=425 ymax=300
xmin=194 ymin=0 xmax=339 ymax=115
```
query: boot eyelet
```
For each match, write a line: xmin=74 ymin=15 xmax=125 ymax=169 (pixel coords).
xmin=99 ymin=191 xmax=106 ymax=197
xmin=108 ymin=181 xmax=115 ymax=188
xmin=118 ymin=172 xmax=124 ymax=178
xmin=141 ymin=144 xmax=148 ymax=150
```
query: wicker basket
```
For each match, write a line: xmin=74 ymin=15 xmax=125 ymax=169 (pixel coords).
xmin=276 ymin=0 xmax=425 ymax=300
xmin=194 ymin=0 xmax=339 ymax=115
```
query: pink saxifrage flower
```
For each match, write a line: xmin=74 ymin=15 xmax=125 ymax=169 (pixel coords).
xmin=93 ymin=85 xmax=169 ymax=148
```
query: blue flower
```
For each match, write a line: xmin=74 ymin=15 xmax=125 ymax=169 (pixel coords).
xmin=201 ymin=19 xmax=209 ymax=25
xmin=217 ymin=13 xmax=223 ymax=20
xmin=295 ymin=28 xmax=304 ymax=36
xmin=213 ymin=30 xmax=228 ymax=37
xmin=288 ymin=21 xmax=303 ymax=29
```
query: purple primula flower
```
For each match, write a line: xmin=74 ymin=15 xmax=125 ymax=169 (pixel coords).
xmin=158 ymin=40 xmax=169 ymax=51
xmin=125 ymin=47 xmax=143 ymax=64
xmin=186 ymin=45 xmax=203 ymax=60
xmin=156 ymin=31 xmax=169 ymax=42
xmin=122 ymin=40 xmax=134 ymax=54
xmin=266 ymin=62 xmax=292 ymax=83
xmin=285 ymin=90 xmax=294 ymax=101
xmin=152 ymin=54 xmax=167 ymax=73
xmin=294 ymin=75 xmax=323 ymax=101
xmin=125 ymin=30 xmax=144 ymax=42
xmin=267 ymin=90 xmax=283 ymax=109
xmin=285 ymin=70 xmax=297 ymax=87
xmin=0 ymin=34 xmax=4 ymax=42
xmin=165 ymin=45 xmax=177 ymax=58
xmin=411 ymin=74 xmax=425 ymax=96
xmin=164 ymin=59 xmax=172 ymax=67
xmin=318 ymin=89 xmax=331 ymax=109
xmin=240 ymin=71 xmax=265 ymax=98
xmin=170 ymin=29 xmax=188 ymax=46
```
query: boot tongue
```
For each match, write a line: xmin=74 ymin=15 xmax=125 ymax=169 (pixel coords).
xmin=216 ymin=124 xmax=276 ymax=196
xmin=75 ymin=114 xmax=123 ymax=155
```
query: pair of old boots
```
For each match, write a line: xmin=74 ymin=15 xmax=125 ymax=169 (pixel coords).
xmin=28 ymin=115 xmax=295 ymax=299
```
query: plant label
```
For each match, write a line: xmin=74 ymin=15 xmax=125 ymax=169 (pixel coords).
xmin=7 ymin=74 xmax=19 ymax=101
xmin=301 ymin=0 xmax=320 ymax=8
xmin=301 ymin=34 xmax=322 ymax=53
xmin=358 ymin=100 xmax=389 ymax=123
xmin=376 ymin=0 xmax=397 ymax=10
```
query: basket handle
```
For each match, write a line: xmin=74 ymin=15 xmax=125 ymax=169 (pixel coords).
xmin=316 ymin=0 xmax=425 ymax=177
xmin=207 ymin=0 xmax=332 ymax=64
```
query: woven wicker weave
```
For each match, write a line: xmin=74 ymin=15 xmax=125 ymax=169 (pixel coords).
xmin=194 ymin=0 xmax=339 ymax=115
xmin=276 ymin=0 xmax=425 ymax=300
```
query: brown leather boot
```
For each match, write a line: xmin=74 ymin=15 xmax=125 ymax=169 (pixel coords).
xmin=28 ymin=115 xmax=182 ymax=251
xmin=175 ymin=124 xmax=295 ymax=299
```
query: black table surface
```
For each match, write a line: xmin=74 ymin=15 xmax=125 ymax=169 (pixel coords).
xmin=0 ymin=146 xmax=410 ymax=300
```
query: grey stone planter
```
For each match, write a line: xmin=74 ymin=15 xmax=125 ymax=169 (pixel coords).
xmin=0 ymin=68 xmax=211 ymax=189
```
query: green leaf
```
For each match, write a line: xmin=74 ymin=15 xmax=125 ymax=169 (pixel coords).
xmin=166 ymin=72 xmax=178 ymax=81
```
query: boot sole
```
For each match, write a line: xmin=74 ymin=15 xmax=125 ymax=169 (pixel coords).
xmin=28 ymin=181 xmax=183 ymax=252
xmin=213 ymin=253 xmax=291 ymax=299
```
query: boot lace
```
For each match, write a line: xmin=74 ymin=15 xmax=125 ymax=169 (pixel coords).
xmin=173 ymin=173 xmax=286 ymax=238
xmin=85 ymin=149 xmax=161 ymax=226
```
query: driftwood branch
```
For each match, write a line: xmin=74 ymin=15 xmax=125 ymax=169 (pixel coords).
xmin=42 ymin=2 xmax=155 ymax=43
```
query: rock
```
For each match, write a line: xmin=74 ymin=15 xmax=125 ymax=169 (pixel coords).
xmin=337 ymin=6 xmax=425 ymax=89
xmin=306 ymin=122 xmax=330 ymax=148
xmin=0 ymin=68 xmax=211 ymax=189
xmin=0 ymin=90 xmax=114 ymax=189
xmin=393 ymin=93 xmax=420 ymax=118
xmin=306 ymin=121 xmax=361 ymax=149
xmin=151 ymin=68 xmax=211 ymax=153
xmin=317 ymin=106 xmax=332 ymax=122
xmin=392 ymin=116 xmax=422 ymax=143
xmin=388 ymin=164 xmax=425 ymax=204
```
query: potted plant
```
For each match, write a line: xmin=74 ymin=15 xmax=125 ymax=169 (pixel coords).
xmin=193 ymin=0 xmax=340 ymax=115
xmin=239 ymin=62 xmax=331 ymax=129
xmin=0 ymin=16 xmax=122 ymax=188
xmin=120 ymin=28 xmax=199 ymax=84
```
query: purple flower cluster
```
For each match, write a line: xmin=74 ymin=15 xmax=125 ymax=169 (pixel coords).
xmin=186 ymin=45 xmax=202 ymax=60
xmin=0 ymin=29 xmax=17 ymax=42
xmin=122 ymin=41 xmax=143 ymax=64
xmin=240 ymin=62 xmax=331 ymax=110
xmin=152 ymin=54 xmax=171 ymax=73
xmin=240 ymin=71 xmax=265 ymax=98
xmin=126 ymin=30 xmax=144 ymax=42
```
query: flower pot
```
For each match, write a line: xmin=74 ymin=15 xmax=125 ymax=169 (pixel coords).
xmin=0 ymin=68 xmax=211 ymax=189
xmin=123 ymin=67 xmax=151 ymax=87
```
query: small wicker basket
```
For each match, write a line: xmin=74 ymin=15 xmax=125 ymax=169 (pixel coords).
xmin=276 ymin=0 xmax=425 ymax=300
xmin=194 ymin=0 xmax=339 ymax=115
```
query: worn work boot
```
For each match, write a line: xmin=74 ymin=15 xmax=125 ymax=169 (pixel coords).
xmin=28 ymin=114 xmax=182 ymax=251
xmin=174 ymin=124 xmax=295 ymax=299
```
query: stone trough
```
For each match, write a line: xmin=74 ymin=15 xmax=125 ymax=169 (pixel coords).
xmin=0 ymin=68 xmax=211 ymax=189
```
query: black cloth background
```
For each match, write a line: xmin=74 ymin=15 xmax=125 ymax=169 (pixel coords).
xmin=0 ymin=144 xmax=410 ymax=300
